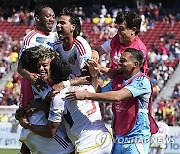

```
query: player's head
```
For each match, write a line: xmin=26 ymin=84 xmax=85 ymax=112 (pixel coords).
xmin=56 ymin=8 xmax=81 ymax=40
xmin=115 ymin=11 xmax=141 ymax=45
xmin=119 ymin=48 xmax=144 ymax=76
xmin=49 ymin=56 xmax=71 ymax=84
xmin=20 ymin=46 xmax=40 ymax=73
xmin=34 ymin=5 xmax=55 ymax=33
xmin=34 ymin=46 xmax=59 ymax=81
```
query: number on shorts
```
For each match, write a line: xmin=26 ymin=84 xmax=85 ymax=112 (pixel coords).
xmin=86 ymin=100 xmax=96 ymax=115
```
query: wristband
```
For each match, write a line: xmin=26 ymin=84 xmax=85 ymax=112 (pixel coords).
xmin=63 ymin=80 xmax=71 ymax=88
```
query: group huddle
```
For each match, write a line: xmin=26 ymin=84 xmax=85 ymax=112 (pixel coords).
xmin=16 ymin=4 xmax=158 ymax=154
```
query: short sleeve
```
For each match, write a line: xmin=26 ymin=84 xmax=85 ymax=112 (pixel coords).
xmin=48 ymin=93 xmax=65 ymax=123
xmin=101 ymin=39 xmax=112 ymax=54
xmin=124 ymin=76 xmax=151 ymax=98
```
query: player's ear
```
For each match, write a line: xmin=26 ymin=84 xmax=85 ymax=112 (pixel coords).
xmin=132 ymin=27 xmax=137 ymax=35
xmin=71 ymin=24 xmax=76 ymax=32
xmin=35 ymin=15 xmax=40 ymax=22
xmin=134 ymin=61 xmax=139 ymax=67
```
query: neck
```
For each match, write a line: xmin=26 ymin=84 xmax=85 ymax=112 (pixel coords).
xmin=36 ymin=27 xmax=49 ymax=35
xmin=124 ymin=35 xmax=137 ymax=46
xmin=123 ymin=69 xmax=140 ymax=80
xmin=63 ymin=36 xmax=75 ymax=50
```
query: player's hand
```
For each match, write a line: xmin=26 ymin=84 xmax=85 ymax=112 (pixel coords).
xmin=34 ymin=76 xmax=48 ymax=91
xmin=86 ymin=59 xmax=100 ymax=77
xmin=29 ymin=73 xmax=39 ymax=85
xmin=19 ymin=117 xmax=30 ymax=129
xmin=15 ymin=108 xmax=25 ymax=120
xmin=24 ymin=100 xmax=40 ymax=117
xmin=65 ymin=90 xmax=88 ymax=101
xmin=44 ymin=90 xmax=58 ymax=104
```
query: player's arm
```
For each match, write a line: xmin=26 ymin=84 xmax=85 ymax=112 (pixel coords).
xmin=17 ymin=60 xmax=38 ymax=84
xmin=66 ymin=76 xmax=152 ymax=103
xmin=52 ymin=76 xmax=91 ymax=93
xmin=23 ymin=100 xmax=50 ymax=117
xmin=19 ymin=94 xmax=65 ymax=138
xmin=95 ymin=46 xmax=106 ymax=57
xmin=19 ymin=117 xmax=60 ymax=138
xmin=66 ymin=87 xmax=133 ymax=103
xmin=98 ymin=64 xmax=122 ymax=79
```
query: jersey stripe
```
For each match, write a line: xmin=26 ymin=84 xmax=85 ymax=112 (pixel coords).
xmin=27 ymin=31 xmax=37 ymax=46
xmin=75 ymin=39 xmax=86 ymax=56
xmin=24 ymin=30 xmax=36 ymax=46
xmin=53 ymin=134 xmax=68 ymax=149
xmin=24 ymin=31 xmax=34 ymax=46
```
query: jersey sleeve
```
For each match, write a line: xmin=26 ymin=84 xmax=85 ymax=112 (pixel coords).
xmin=101 ymin=39 xmax=112 ymax=54
xmin=48 ymin=93 xmax=65 ymax=123
xmin=124 ymin=76 xmax=151 ymax=97
xmin=75 ymin=36 xmax=92 ymax=69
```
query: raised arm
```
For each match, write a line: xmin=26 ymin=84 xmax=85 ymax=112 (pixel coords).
xmin=17 ymin=60 xmax=39 ymax=85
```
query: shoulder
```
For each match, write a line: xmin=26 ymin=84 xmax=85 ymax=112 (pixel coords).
xmin=53 ymin=90 xmax=67 ymax=106
xmin=110 ymin=34 xmax=120 ymax=47
xmin=135 ymin=36 xmax=147 ymax=53
xmin=75 ymin=36 xmax=91 ymax=47
xmin=53 ymin=40 xmax=62 ymax=50
xmin=23 ymin=30 xmax=37 ymax=45
xmin=74 ymin=36 xmax=92 ymax=54
xmin=50 ymin=31 xmax=58 ymax=37
xmin=133 ymin=75 xmax=151 ymax=89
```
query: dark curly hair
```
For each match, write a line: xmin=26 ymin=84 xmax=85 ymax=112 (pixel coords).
xmin=20 ymin=46 xmax=60 ymax=72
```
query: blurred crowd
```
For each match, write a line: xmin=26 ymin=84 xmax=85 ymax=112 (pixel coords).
xmin=0 ymin=2 xmax=180 ymax=126
xmin=155 ymin=83 xmax=180 ymax=126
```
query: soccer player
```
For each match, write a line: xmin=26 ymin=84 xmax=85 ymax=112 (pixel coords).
xmin=92 ymin=11 xmax=148 ymax=78
xmin=17 ymin=5 xmax=58 ymax=153
xmin=18 ymin=5 xmax=58 ymax=108
xmin=19 ymin=56 xmax=112 ymax=154
xmin=66 ymin=48 xmax=158 ymax=154
xmin=16 ymin=46 xmax=74 ymax=154
xmin=54 ymin=8 xmax=92 ymax=78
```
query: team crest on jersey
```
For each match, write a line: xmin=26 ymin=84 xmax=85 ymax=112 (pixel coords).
xmin=68 ymin=51 xmax=77 ymax=65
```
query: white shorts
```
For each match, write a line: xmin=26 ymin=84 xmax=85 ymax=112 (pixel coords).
xmin=75 ymin=130 xmax=113 ymax=154
xmin=24 ymin=132 xmax=74 ymax=154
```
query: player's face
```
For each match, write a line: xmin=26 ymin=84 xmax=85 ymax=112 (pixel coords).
xmin=38 ymin=7 xmax=55 ymax=32
xmin=118 ymin=52 xmax=136 ymax=76
xmin=117 ymin=22 xmax=134 ymax=45
xmin=37 ymin=58 xmax=51 ymax=80
xmin=56 ymin=15 xmax=75 ymax=40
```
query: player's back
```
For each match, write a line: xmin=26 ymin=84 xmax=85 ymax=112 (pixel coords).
xmin=52 ymin=85 xmax=112 ymax=153
xmin=54 ymin=85 xmax=105 ymax=137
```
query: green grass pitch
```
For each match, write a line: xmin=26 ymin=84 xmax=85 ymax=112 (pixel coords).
xmin=0 ymin=149 xmax=19 ymax=154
